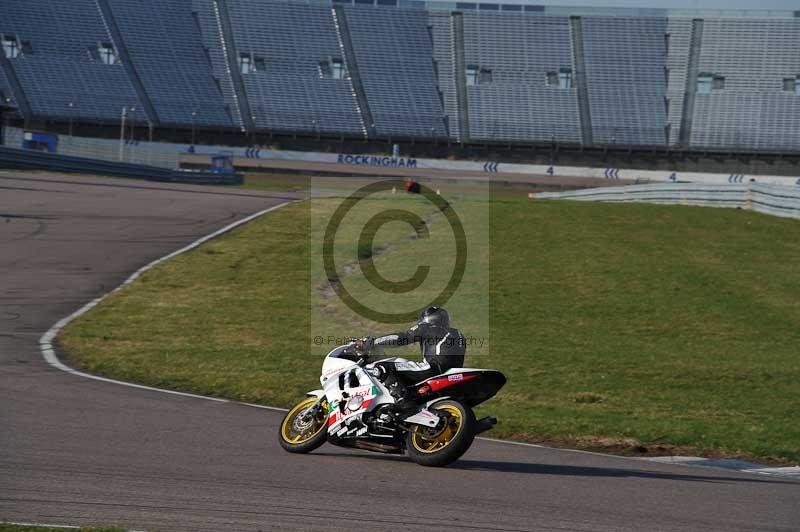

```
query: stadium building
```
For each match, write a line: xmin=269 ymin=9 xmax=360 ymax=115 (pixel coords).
xmin=1 ymin=0 xmax=799 ymax=159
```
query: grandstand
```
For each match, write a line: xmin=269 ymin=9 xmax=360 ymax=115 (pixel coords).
xmin=226 ymin=0 xmax=364 ymax=135
xmin=582 ymin=16 xmax=667 ymax=146
xmin=0 ymin=0 xmax=142 ymax=123
xmin=0 ymin=66 xmax=15 ymax=110
xmin=0 ymin=0 xmax=799 ymax=152
xmin=460 ymin=13 xmax=581 ymax=144
xmin=344 ymin=5 xmax=447 ymax=138
xmin=106 ymin=0 xmax=232 ymax=127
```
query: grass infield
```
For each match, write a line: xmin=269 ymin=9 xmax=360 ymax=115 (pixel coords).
xmin=60 ymin=190 xmax=800 ymax=463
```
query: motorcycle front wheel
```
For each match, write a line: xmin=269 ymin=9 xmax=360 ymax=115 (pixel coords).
xmin=406 ymin=399 xmax=475 ymax=467
xmin=278 ymin=397 xmax=328 ymax=454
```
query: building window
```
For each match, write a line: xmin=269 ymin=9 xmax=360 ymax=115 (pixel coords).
xmin=98 ymin=43 xmax=117 ymax=65
xmin=239 ymin=53 xmax=255 ymax=74
xmin=547 ymin=69 xmax=572 ymax=89
xmin=466 ymin=66 xmax=491 ymax=85
xmin=319 ymin=58 xmax=345 ymax=80
xmin=466 ymin=65 xmax=478 ymax=86
xmin=558 ymin=69 xmax=572 ymax=89
xmin=2 ymin=35 xmax=19 ymax=59
xmin=697 ymin=74 xmax=712 ymax=94
xmin=784 ymin=76 xmax=800 ymax=95
xmin=698 ymin=74 xmax=724 ymax=93
xmin=664 ymin=33 xmax=670 ymax=56
xmin=331 ymin=59 xmax=344 ymax=80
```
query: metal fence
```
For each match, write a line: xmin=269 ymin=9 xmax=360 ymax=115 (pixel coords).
xmin=0 ymin=146 xmax=242 ymax=185
xmin=2 ymin=127 xmax=180 ymax=169
xmin=535 ymin=182 xmax=800 ymax=220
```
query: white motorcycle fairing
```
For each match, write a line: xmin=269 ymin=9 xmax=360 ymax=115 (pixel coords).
xmin=318 ymin=344 xmax=449 ymax=438
xmin=320 ymin=345 xmax=394 ymax=439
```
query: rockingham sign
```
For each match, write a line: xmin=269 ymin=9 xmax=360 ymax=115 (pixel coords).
xmin=337 ymin=153 xmax=418 ymax=168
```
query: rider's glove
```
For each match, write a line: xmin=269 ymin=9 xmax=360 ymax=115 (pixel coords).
xmin=355 ymin=336 xmax=374 ymax=353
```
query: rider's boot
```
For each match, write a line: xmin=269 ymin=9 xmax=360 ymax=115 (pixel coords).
xmin=388 ymin=383 xmax=417 ymax=416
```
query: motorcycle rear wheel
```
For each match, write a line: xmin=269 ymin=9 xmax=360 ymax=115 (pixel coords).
xmin=278 ymin=397 xmax=328 ymax=454
xmin=406 ymin=399 xmax=475 ymax=467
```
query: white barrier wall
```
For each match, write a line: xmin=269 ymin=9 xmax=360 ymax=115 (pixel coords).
xmin=3 ymin=126 xmax=800 ymax=187
xmin=535 ymin=183 xmax=800 ymax=220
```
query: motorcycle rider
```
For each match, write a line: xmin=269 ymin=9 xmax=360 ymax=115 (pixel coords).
xmin=357 ymin=306 xmax=466 ymax=409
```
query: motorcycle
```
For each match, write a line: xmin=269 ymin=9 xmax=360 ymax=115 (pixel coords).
xmin=278 ymin=340 xmax=506 ymax=467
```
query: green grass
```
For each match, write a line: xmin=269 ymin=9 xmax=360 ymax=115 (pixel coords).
xmin=61 ymin=192 xmax=800 ymax=463
xmin=0 ymin=525 xmax=124 ymax=532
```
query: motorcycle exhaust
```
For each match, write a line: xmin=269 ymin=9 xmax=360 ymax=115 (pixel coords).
xmin=474 ymin=416 xmax=497 ymax=435
xmin=353 ymin=440 xmax=402 ymax=454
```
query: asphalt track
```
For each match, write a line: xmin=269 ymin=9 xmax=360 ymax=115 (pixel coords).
xmin=1 ymin=172 xmax=798 ymax=532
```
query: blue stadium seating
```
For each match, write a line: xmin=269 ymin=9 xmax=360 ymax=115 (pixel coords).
xmin=691 ymin=19 xmax=800 ymax=151
xmin=428 ymin=12 xmax=461 ymax=141
xmin=582 ymin=17 xmax=668 ymax=146
xmin=461 ymin=13 xmax=581 ymax=144
xmin=0 ymin=0 xmax=141 ymax=122
xmin=107 ymin=0 xmax=232 ymax=127
xmin=1 ymin=0 xmax=799 ymax=152
xmin=344 ymin=6 xmax=447 ymax=138
xmin=0 ymin=67 xmax=15 ymax=108
xmin=226 ymin=0 xmax=364 ymax=135
xmin=192 ymin=0 xmax=245 ymax=129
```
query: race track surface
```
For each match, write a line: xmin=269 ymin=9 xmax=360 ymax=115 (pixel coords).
xmin=1 ymin=172 xmax=797 ymax=532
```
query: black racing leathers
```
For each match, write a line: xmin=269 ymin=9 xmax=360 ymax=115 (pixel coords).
xmin=372 ymin=323 xmax=466 ymax=387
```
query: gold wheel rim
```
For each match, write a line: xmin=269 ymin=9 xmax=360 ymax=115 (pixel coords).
xmin=410 ymin=404 xmax=463 ymax=454
xmin=281 ymin=397 xmax=328 ymax=445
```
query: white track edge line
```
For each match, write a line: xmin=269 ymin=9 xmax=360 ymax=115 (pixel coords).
xmin=35 ymin=198 xmax=795 ymax=478
xmin=1 ymin=521 xmax=147 ymax=532
xmin=1 ymin=522 xmax=79 ymax=529
xmin=38 ymin=202 xmax=294 ymax=405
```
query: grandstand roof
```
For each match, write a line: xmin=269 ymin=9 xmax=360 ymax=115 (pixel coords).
xmin=311 ymin=0 xmax=800 ymax=18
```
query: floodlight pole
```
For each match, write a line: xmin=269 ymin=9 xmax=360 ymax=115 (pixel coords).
xmin=67 ymin=101 xmax=75 ymax=138
xmin=119 ymin=106 xmax=128 ymax=161
xmin=147 ymin=120 xmax=154 ymax=165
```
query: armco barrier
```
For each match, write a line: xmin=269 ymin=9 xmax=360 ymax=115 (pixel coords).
xmin=535 ymin=183 xmax=800 ymax=220
xmin=0 ymin=146 xmax=242 ymax=185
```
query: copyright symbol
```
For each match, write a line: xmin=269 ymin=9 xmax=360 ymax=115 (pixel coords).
xmin=322 ymin=180 xmax=467 ymax=323
xmin=313 ymin=336 xmax=324 ymax=346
